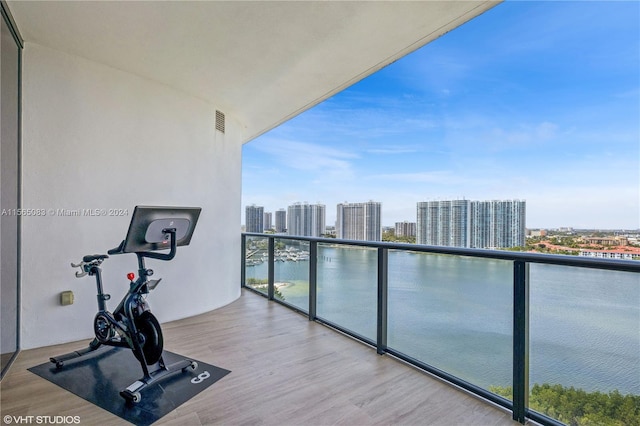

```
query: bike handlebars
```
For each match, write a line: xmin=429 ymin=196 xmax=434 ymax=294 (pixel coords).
xmin=72 ymin=228 xmax=178 ymax=278
xmin=71 ymin=256 xmax=107 ymax=278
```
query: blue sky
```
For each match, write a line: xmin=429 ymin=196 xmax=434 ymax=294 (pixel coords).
xmin=242 ymin=1 xmax=639 ymax=230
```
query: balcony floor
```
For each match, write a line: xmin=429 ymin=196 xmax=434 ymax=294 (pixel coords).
xmin=1 ymin=290 xmax=520 ymax=425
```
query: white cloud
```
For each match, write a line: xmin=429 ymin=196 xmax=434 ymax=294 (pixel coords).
xmin=251 ymin=138 xmax=357 ymax=179
xmin=369 ymin=170 xmax=463 ymax=184
xmin=366 ymin=147 xmax=420 ymax=155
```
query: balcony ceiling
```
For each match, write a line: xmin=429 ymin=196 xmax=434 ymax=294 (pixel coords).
xmin=7 ymin=1 xmax=498 ymax=142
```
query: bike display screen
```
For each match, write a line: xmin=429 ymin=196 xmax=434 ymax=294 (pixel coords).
xmin=122 ymin=206 xmax=201 ymax=253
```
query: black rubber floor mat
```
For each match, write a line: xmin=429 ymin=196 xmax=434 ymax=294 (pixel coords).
xmin=29 ymin=346 xmax=230 ymax=425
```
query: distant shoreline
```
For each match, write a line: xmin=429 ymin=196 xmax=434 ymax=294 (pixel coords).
xmin=251 ymin=282 xmax=291 ymax=289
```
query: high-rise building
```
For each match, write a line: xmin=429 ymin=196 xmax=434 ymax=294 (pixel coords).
xmin=287 ymin=203 xmax=304 ymax=236
xmin=416 ymin=200 xmax=469 ymax=247
xmin=469 ymin=200 xmax=526 ymax=248
xmin=336 ymin=201 xmax=382 ymax=241
xmin=337 ymin=202 xmax=363 ymax=240
xmin=449 ymin=199 xmax=471 ymax=247
xmin=263 ymin=212 xmax=273 ymax=231
xmin=417 ymin=199 xmax=525 ymax=248
xmin=395 ymin=221 xmax=416 ymax=238
xmin=275 ymin=209 xmax=287 ymax=233
xmin=469 ymin=201 xmax=490 ymax=249
xmin=245 ymin=204 xmax=264 ymax=233
xmin=310 ymin=204 xmax=326 ymax=237
xmin=287 ymin=202 xmax=326 ymax=237
xmin=364 ymin=201 xmax=382 ymax=241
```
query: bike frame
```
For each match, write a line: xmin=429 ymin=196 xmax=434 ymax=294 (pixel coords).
xmin=92 ymin=229 xmax=177 ymax=370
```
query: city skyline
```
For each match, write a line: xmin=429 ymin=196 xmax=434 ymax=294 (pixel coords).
xmin=242 ymin=1 xmax=639 ymax=230
xmin=244 ymin=198 xmax=529 ymax=231
xmin=244 ymin=197 xmax=639 ymax=233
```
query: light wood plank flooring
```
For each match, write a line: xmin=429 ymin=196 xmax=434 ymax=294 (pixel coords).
xmin=1 ymin=290 xmax=521 ymax=425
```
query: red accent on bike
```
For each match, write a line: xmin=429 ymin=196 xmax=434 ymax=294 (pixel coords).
xmin=127 ymin=272 xmax=135 ymax=281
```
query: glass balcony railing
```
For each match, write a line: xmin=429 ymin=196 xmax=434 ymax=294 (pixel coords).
xmin=388 ymin=251 xmax=513 ymax=397
xmin=527 ymin=265 xmax=640 ymax=426
xmin=273 ymin=238 xmax=310 ymax=312
xmin=317 ymin=244 xmax=378 ymax=342
xmin=241 ymin=233 xmax=640 ymax=426
xmin=242 ymin=235 xmax=270 ymax=296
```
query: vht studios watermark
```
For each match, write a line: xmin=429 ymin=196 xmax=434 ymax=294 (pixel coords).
xmin=3 ymin=415 xmax=80 ymax=425
xmin=0 ymin=208 xmax=129 ymax=217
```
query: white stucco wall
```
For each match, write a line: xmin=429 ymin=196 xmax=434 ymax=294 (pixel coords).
xmin=20 ymin=43 xmax=242 ymax=349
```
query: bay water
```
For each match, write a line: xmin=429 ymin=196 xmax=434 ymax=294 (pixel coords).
xmin=246 ymin=244 xmax=640 ymax=395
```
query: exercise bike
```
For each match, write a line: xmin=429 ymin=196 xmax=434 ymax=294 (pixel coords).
xmin=50 ymin=206 xmax=202 ymax=404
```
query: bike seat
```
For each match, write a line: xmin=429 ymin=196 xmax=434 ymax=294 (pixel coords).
xmin=83 ymin=254 xmax=109 ymax=262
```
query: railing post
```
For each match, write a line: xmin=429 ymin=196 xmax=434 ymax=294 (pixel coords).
xmin=513 ymin=260 xmax=530 ymax=424
xmin=377 ymin=247 xmax=388 ymax=355
xmin=240 ymin=235 xmax=246 ymax=288
xmin=268 ymin=237 xmax=275 ymax=300
xmin=309 ymin=241 xmax=317 ymax=321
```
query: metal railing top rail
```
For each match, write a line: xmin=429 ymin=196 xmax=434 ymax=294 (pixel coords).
xmin=242 ymin=232 xmax=640 ymax=273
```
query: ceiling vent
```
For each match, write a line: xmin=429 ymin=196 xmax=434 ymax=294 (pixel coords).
xmin=215 ymin=110 xmax=225 ymax=133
